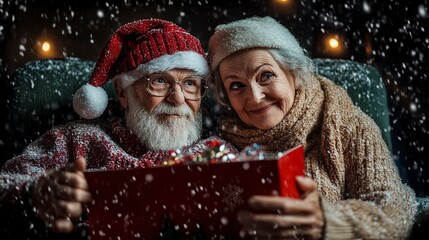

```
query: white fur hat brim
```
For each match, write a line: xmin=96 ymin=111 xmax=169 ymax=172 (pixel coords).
xmin=114 ymin=51 xmax=209 ymax=89
xmin=208 ymin=16 xmax=305 ymax=71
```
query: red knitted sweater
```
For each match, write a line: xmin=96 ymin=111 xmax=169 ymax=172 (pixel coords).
xmin=0 ymin=117 xmax=233 ymax=238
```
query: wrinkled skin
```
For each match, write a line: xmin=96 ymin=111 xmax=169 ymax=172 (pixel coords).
xmin=30 ymin=157 xmax=91 ymax=233
xmin=238 ymin=176 xmax=324 ymax=239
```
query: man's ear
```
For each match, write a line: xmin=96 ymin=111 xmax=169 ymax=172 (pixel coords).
xmin=114 ymin=79 xmax=129 ymax=109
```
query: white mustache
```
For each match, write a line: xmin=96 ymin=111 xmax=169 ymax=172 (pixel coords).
xmin=151 ymin=102 xmax=193 ymax=117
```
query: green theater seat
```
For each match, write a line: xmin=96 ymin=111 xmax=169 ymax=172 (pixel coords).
xmin=4 ymin=58 xmax=115 ymax=158
xmin=313 ymin=58 xmax=392 ymax=152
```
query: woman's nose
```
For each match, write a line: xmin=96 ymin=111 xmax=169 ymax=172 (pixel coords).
xmin=247 ymin=83 xmax=265 ymax=104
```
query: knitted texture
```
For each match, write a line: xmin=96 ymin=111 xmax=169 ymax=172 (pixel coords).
xmin=90 ymin=19 xmax=206 ymax=87
xmin=218 ymin=75 xmax=417 ymax=239
xmin=1 ymin=118 xmax=233 ymax=174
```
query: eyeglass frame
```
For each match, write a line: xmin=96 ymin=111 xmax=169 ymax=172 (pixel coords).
xmin=135 ymin=72 xmax=208 ymax=101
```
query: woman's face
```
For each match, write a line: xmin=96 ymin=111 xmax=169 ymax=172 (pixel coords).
xmin=219 ymin=49 xmax=298 ymax=130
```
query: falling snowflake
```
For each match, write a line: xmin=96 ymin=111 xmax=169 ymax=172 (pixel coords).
xmin=221 ymin=183 xmax=243 ymax=211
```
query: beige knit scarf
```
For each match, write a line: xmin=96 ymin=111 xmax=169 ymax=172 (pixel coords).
xmin=218 ymin=75 xmax=325 ymax=152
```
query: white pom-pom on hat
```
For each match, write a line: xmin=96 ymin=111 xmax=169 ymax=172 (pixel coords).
xmin=73 ymin=84 xmax=108 ymax=119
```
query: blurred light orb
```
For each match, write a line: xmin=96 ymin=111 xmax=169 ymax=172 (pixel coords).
xmin=418 ymin=5 xmax=427 ymax=17
xmin=328 ymin=38 xmax=339 ymax=49
xmin=42 ymin=41 xmax=51 ymax=52
xmin=410 ymin=102 xmax=417 ymax=112
xmin=97 ymin=9 xmax=104 ymax=18
xmin=363 ymin=1 xmax=371 ymax=13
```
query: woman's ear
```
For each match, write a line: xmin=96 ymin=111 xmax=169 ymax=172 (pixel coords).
xmin=114 ymin=79 xmax=129 ymax=109
xmin=285 ymin=70 xmax=299 ymax=90
xmin=290 ymin=71 xmax=299 ymax=90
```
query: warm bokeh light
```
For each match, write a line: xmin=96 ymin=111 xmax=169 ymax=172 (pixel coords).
xmin=41 ymin=41 xmax=51 ymax=52
xmin=365 ymin=32 xmax=373 ymax=58
xmin=328 ymin=38 xmax=339 ymax=49
xmin=36 ymin=38 xmax=57 ymax=59
xmin=321 ymin=34 xmax=346 ymax=57
xmin=275 ymin=0 xmax=292 ymax=5
xmin=271 ymin=0 xmax=295 ymax=14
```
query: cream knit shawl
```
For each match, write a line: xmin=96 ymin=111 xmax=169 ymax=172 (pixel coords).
xmin=218 ymin=75 xmax=416 ymax=239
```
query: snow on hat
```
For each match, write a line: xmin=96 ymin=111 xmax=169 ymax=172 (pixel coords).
xmin=73 ymin=19 xmax=209 ymax=119
xmin=208 ymin=16 xmax=305 ymax=71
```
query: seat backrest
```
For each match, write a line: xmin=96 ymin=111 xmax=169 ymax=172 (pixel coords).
xmin=3 ymin=57 xmax=392 ymax=162
xmin=4 ymin=58 xmax=116 ymax=161
xmin=314 ymin=58 xmax=392 ymax=152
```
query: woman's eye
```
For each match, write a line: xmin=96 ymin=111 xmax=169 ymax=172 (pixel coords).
xmin=230 ymin=82 xmax=244 ymax=91
xmin=260 ymin=72 xmax=274 ymax=83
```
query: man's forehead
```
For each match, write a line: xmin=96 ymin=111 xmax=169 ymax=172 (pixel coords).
xmin=148 ymin=68 xmax=204 ymax=77
xmin=162 ymin=68 xmax=199 ymax=74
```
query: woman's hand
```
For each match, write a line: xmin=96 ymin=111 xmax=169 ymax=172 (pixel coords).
xmin=31 ymin=156 xmax=91 ymax=233
xmin=238 ymin=176 xmax=324 ymax=239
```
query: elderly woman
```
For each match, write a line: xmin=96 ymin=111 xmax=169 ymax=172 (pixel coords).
xmin=208 ymin=16 xmax=416 ymax=239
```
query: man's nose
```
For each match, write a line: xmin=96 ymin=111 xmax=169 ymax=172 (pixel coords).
xmin=165 ymin=84 xmax=186 ymax=106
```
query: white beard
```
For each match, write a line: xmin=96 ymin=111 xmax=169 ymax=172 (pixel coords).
xmin=124 ymin=88 xmax=202 ymax=151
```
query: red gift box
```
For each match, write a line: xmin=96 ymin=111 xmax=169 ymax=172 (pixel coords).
xmin=84 ymin=145 xmax=304 ymax=239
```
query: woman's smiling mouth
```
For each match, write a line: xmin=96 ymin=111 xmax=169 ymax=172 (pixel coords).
xmin=248 ymin=103 xmax=275 ymax=114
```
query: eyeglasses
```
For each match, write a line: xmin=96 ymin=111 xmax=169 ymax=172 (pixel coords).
xmin=140 ymin=73 xmax=208 ymax=101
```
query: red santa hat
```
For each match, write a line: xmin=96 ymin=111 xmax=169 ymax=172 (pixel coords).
xmin=73 ymin=19 xmax=209 ymax=119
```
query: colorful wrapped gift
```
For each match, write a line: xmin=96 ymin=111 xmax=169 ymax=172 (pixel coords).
xmin=84 ymin=144 xmax=304 ymax=239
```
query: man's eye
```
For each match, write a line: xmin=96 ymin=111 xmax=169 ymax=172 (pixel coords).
xmin=183 ymin=79 xmax=197 ymax=86
xmin=152 ymin=78 xmax=167 ymax=85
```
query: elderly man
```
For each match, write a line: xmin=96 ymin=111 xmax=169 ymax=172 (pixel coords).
xmin=0 ymin=19 xmax=232 ymax=238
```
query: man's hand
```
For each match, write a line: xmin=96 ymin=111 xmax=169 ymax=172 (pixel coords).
xmin=238 ymin=176 xmax=324 ymax=239
xmin=31 ymin=156 xmax=91 ymax=233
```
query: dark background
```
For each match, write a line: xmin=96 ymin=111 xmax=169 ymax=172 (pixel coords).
xmin=0 ymin=0 xmax=428 ymax=196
